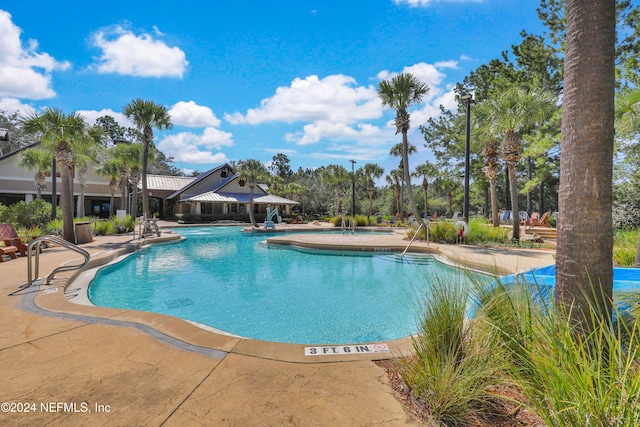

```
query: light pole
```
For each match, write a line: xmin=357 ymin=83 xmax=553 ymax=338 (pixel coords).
xmin=350 ymin=160 xmax=356 ymax=218
xmin=461 ymin=93 xmax=474 ymax=223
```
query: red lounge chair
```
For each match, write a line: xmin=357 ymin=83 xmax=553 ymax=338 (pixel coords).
xmin=0 ymin=245 xmax=18 ymax=261
xmin=0 ymin=223 xmax=28 ymax=256
xmin=530 ymin=212 xmax=550 ymax=227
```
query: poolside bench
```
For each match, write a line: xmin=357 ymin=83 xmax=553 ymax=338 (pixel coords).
xmin=0 ymin=245 xmax=18 ymax=262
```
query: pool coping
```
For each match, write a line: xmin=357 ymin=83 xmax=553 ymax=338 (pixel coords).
xmin=33 ymin=232 xmax=417 ymax=363
xmin=30 ymin=225 xmax=556 ymax=364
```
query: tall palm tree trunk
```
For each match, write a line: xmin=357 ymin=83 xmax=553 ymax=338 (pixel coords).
xmin=422 ymin=178 xmax=428 ymax=218
xmin=248 ymin=185 xmax=258 ymax=227
xmin=59 ymin=162 xmax=75 ymax=242
xmin=119 ymin=175 xmax=128 ymax=212
xmin=556 ymin=0 xmax=615 ymax=325
xmin=507 ymin=163 xmax=520 ymax=240
xmin=489 ymin=177 xmax=500 ymax=226
xmin=402 ymin=134 xmax=422 ymax=226
xmin=141 ymin=130 xmax=151 ymax=219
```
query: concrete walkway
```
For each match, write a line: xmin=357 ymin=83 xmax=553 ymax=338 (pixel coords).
xmin=0 ymin=223 xmax=555 ymax=426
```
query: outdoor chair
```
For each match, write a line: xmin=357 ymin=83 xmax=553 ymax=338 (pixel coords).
xmin=0 ymin=245 xmax=18 ymax=262
xmin=0 ymin=223 xmax=28 ymax=256
xmin=530 ymin=212 xmax=550 ymax=227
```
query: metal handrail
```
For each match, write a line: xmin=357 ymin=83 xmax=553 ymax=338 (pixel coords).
xmin=401 ymin=219 xmax=429 ymax=258
xmin=28 ymin=236 xmax=90 ymax=286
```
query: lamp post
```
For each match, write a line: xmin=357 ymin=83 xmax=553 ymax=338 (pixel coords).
xmin=461 ymin=93 xmax=475 ymax=223
xmin=350 ymin=160 xmax=356 ymax=217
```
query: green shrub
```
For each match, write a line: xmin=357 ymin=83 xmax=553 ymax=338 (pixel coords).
xmin=431 ymin=221 xmax=458 ymax=243
xmin=94 ymin=220 xmax=115 ymax=236
xmin=14 ymin=225 xmax=46 ymax=243
xmin=45 ymin=218 xmax=64 ymax=236
xmin=331 ymin=215 xmax=343 ymax=226
xmin=354 ymin=214 xmax=369 ymax=226
xmin=0 ymin=199 xmax=60 ymax=228
xmin=111 ymin=215 xmax=135 ymax=233
xmin=613 ymin=229 xmax=638 ymax=266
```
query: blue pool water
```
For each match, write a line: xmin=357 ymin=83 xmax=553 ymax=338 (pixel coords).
xmin=479 ymin=265 xmax=640 ymax=318
xmin=88 ymin=226 xmax=482 ymax=344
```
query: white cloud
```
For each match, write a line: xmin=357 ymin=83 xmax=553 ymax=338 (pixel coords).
xmin=169 ymin=101 xmax=221 ymax=127
xmin=91 ymin=25 xmax=188 ymax=78
xmin=434 ymin=60 xmax=459 ymax=69
xmin=285 ymin=121 xmax=381 ymax=146
xmin=0 ymin=10 xmax=70 ymax=99
xmin=0 ymin=97 xmax=35 ymax=116
xmin=157 ymin=127 xmax=233 ymax=164
xmin=225 ymin=74 xmax=381 ymax=125
xmin=409 ymin=88 xmax=458 ymax=127
xmin=76 ymin=108 xmax=132 ymax=128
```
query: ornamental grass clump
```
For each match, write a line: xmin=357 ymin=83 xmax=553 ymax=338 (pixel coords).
xmin=475 ymin=278 xmax=640 ymax=426
xmin=399 ymin=272 xmax=508 ymax=426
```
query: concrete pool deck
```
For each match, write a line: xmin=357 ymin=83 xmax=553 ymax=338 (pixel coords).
xmin=0 ymin=222 xmax=555 ymax=425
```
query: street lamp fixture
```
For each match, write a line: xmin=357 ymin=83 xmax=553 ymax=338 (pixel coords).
xmin=462 ymin=93 xmax=475 ymax=223
xmin=350 ymin=160 xmax=356 ymax=217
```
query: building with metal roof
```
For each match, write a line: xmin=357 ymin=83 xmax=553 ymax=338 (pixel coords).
xmin=0 ymin=148 xmax=298 ymax=222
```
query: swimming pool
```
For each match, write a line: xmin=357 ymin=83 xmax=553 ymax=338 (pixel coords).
xmin=88 ymin=226 xmax=485 ymax=344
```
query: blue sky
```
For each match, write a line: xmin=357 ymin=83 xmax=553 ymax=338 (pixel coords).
xmin=0 ymin=0 xmax=545 ymax=175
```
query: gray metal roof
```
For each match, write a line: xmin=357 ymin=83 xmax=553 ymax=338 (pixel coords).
xmin=166 ymin=163 xmax=234 ymax=200
xmin=146 ymin=175 xmax=196 ymax=191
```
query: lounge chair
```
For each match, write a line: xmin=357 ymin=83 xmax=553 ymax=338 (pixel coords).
xmin=530 ymin=212 xmax=550 ymax=227
xmin=0 ymin=223 xmax=28 ymax=256
xmin=452 ymin=212 xmax=460 ymax=221
xmin=0 ymin=245 xmax=18 ymax=262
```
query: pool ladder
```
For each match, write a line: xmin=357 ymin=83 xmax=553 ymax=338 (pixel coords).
xmin=401 ymin=220 xmax=429 ymax=258
xmin=27 ymin=236 xmax=90 ymax=286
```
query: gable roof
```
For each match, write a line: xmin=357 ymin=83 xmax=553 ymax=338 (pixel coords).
xmin=0 ymin=142 xmax=40 ymax=161
xmin=166 ymin=163 xmax=234 ymax=200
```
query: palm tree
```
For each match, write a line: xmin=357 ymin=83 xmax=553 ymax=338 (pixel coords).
xmin=615 ymin=88 xmax=640 ymax=267
xmin=556 ymin=0 xmax=615 ymax=325
xmin=237 ymin=159 xmax=268 ymax=228
xmin=362 ymin=163 xmax=384 ymax=217
xmin=123 ymin=99 xmax=173 ymax=219
xmin=379 ymin=73 xmax=429 ymax=226
xmin=18 ymin=148 xmax=52 ymax=199
xmin=96 ymin=159 xmax=120 ymax=217
xmin=21 ymin=108 xmax=96 ymax=242
xmin=413 ymin=161 xmax=437 ymax=218
xmin=267 ymin=174 xmax=284 ymax=197
xmin=74 ymin=133 xmax=101 ymax=218
xmin=111 ymin=142 xmax=144 ymax=216
xmin=321 ymin=164 xmax=350 ymax=215
xmin=385 ymin=169 xmax=402 ymax=217
xmin=482 ymin=140 xmax=501 ymax=226
xmin=389 ymin=142 xmax=416 ymax=220
xmin=481 ymin=86 xmax=555 ymax=240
